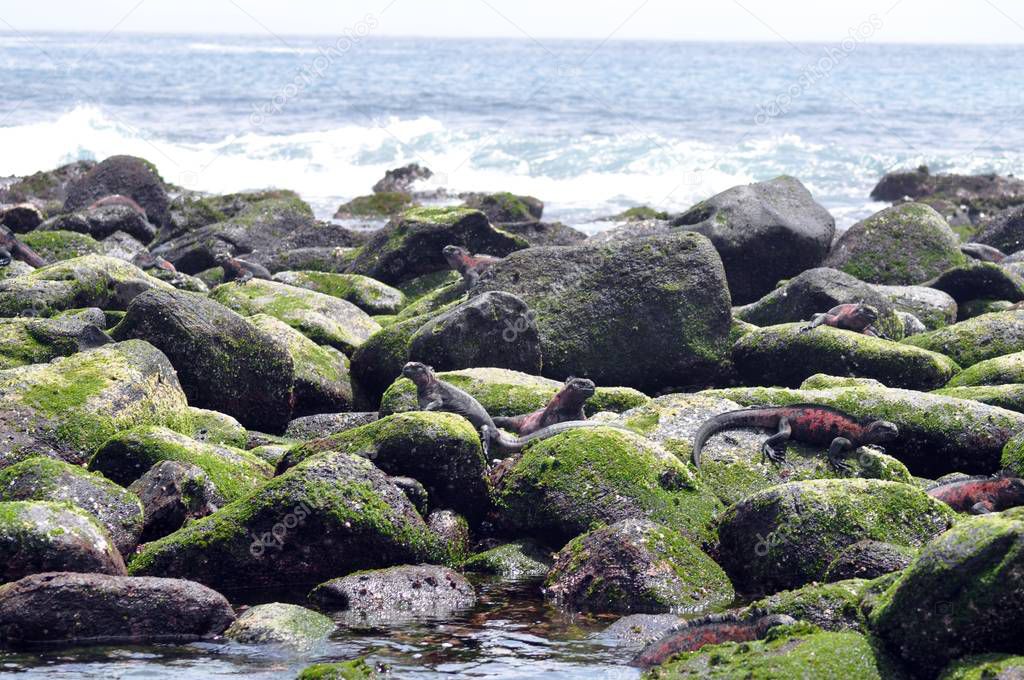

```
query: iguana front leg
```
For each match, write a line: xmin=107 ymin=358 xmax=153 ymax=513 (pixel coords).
xmin=827 ymin=437 xmax=854 ymax=473
xmin=237 ymin=270 xmax=254 ymax=285
xmin=970 ymin=501 xmax=993 ymax=515
xmin=800 ymin=314 xmax=830 ymax=333
xmin=761 ymin=418 xmax=792 ymax=466
xmin=422 ymin=399 xmax=444 ymax=411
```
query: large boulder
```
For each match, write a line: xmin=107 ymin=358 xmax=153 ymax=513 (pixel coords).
xmin=871 ymin=166 xmax=1024 ymax=219
xmin=463 ymin=539 xmax=552 ymax=579
xmin=492 ymin=427 xmax=722 ymax=547
xmin=976 ymin=204 xmax=1024 ymax=252
xmin=248 ymin=314 xmax=352 ymax=417
xmin=734 ymin=267 xmax=903 ymax=340
xmin=744 ymin=578 xmax=872 ymax=632
xmin=309 ymin=565 xmax=475 ymax=622
xmin=670 ymin=176 xmax=835 ymax=304
xmin=946 ymin=350 xmax=1024 ymax=387
xmin=0 ymin=572 xmax=234 ymax=648
xmin=732 ymin=324 xmax=960 ymax=390
xmin=0 ymin=160 xmax=96 ymax=206
xmin=0 ymin=458 xmax=143 ymax=556
xmin=869 ymin=508 xmax=1024 ymax=676
xmin=825 ymin=203 xmax=966 ymax=285
xmin=903 ymin=309 xmax=1024 ymax=368
xmin=18 ymin=230 xmax=101 ymax=262
xmin=89 ymin=426 xmax=272 ymax=503
xmin=0 ymin=309 xmax=112 ymax=370
xmin=498 ymin=220 xmax=586 ymax=247
xmin=0 ymin=255 xmax=173 ymax=318
xmin=129 ymin=451 xmax=447 ymax=596
xmin=41 ymin=205 xmax=156 ymax=243
xmin=271 ymin=271 xmax=405 ymax=315
xmin=345 ymin=207 xmax=527 ymax=285
xmin=128 ymin=460 xmax=225 ymax=541
xmin=717 ymin=479 xmax=955 ymax=597
xmin=463 ymin=192 xmax=543 ymax=223
xmin=474 ymin=232 xmax=733 ymax=392
xmin=63 ymin=155 xmax=170 ymax=227
xmin=112 ymin=288 xmax=294 ymax=432
xmin=209 ymin=279 xmax=380 ymax=354
xmin=0 ymin=501 xmax=126 ymax=581
xmin=0 ymin=340 xmax=192 ymax=466
xmin=926 ymin=260 xmax=1024 ymax=305
xmin=874 ymin=283 xmax=959 ymax=330
xmin=706 ymin=384 xmax=1024 ymax=477
xmin=279 ymin=412 xmax=488 ymax=520
xmin=545 ymin=519 xmax=733 ymax=614
xmin=224 ymin=602 xmax=333 ymax=650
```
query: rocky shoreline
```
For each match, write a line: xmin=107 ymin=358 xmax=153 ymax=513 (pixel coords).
xmin=1 ymin=155 xmax=1024 ymax=678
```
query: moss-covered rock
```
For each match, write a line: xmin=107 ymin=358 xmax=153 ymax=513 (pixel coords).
xmin=334 ymin=192 xmax=414 ymax=218
xmin=825 ymin=203 xmax=966 ymax=285
xmin=903 ymin=309 xmax=1024 ymax=367
xmin=926 ymin=260 xmax=1024 ymax=304
xmin=381 ymin=367 xmax=649 ymax=419
xmin=463 ymin=192 xmax=542 ymax=223
xmin=129 ymin=451 xmax=447 ymax=596
xmin=734 ymin=267 xmax=905 ymax=340
xmin=642 ymin=624 xmax=893 ymax=679
xmin=493 ymin=427 xmax=721 ymax=547
xmin=614 ymin=206 xmax=670 ymax=222
xmin=280 ymin=412 xmax=488 ymax=520
xmin=957 ymin=298 xmax=1014 ymax=320
xmin=210 ymin=279 xmax=380 ymax=354
xmin=0 ymin=457 xmax=143 ymax=555
xmin=717 ymin=479 xmax=955 ymax=597
xmin=473 ymin=232 xmax=733 ymax=392
xmin=939 ymin=654 xmax=1024 ymax=680
xmin=348 ymin=311 xmax=437 ymax=407
xmin=19 ymin=230 xmax=101 ymax=262
xmin=944 ymin=350 xmax=1024 ymax=387
xmin=272 ymin=271 xmax=405 ymax=315
xmin=0 ymin=254 xmax=173 ymax=318
xmin=745 ymin=578 xmax=870 ymax=632
xmin=869 ymin=508 xmax=1024 ymax=676
xmin=0 ymin=340 xmax=193 ymax=465
xmin=0 ymin=309 xmax=111 ymax=370
xmin=822 ymin=540 xmax=915 ymax=583
xmin=463 ymin=539 xmax=552 ymax=578
xmin=933 ymin=384 xmax=1024 ymax=413
xmin=309 ymin=564 xmax=475 ymax=622
xmin=112 ymin=288 xmax=295 ymax=432
xmin=283 ymin=412 xmax=378 ymax=441
xmin=426 ymin=509 xmax=470 ymax=563
xmin=0 ymin=261 xmax=33 ymax=281
xmin=0 ymin=160 xmax=95 ymax=205
xmin=345 ymin=207 xmax=527 ymax=285
xmin=89 ymin=426 xmax=272 ymax=503
xmin=545 ymin=519 xmax=734 ymax=614
xmin=249 ymin=314 xmax=352 ymax=417
xmin=703 ymin=384 xmax=1024 ymax=477
xmin=0 ymin=500 xmax=126 ymax=581
xmin=224 ymin=602 xmax=334 ymax=650
xmin=873 ymin=283 xmax=959 ymax=331
xmin=296 ymin=660 xmax=376 ymax=680
xmin=733 ymin=323 xmax=959 ymax=390
xmin=187 ymin=407 xmax=248 ymax=448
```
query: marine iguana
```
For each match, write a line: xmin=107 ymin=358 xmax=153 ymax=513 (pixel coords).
xmin=631 ymin=613 xmax=797 ymax=668
xmin=960 ymin=242 xmax=1006 ymax=264
xmin=801 ymin=303 xmax=882 ymax=337
xmin=0 ymin=226 xmax=46 ymax=268
xmin=926 ymin=472 xmax=1024 ymax=514
xmin=442 ymin=245 xmax=501 ymax=288
xmin=88 ymin=194 xmax=148 ymax=216
xmin=132 ymin=251 xmax=178 ymax=274
xmin=214 ymin=252 xmax=272 ymax=284
xmin=692 ymin=404 xmax=899 ymax=472
xmin=492 ymin=376 xmax=595 ymax=435
xmin=402 ymin=362 xmax=617 ymax=456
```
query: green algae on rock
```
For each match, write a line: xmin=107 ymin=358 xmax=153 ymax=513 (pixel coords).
xmin=716 ymin=479 xmax=955 ymax=597
xmin=733 ymin=323 xmax=960 ymax=390
xmin=334 ymin=192 xmax=414 ymax=218
xmin=902 ymin=309 xmax=1024 ymax=368
xmin=210 ymin=278 xmax=381 ymax=354
xmin=938 ymin=655 xmax=1024 ymax=680
xmin=945 ymin=350 xmax=1024 ymax=387
xmin=187 ymin=407 xmax=248 ymax=448
xmin=224 ymin=602 xmax=334 ymax=650
xmin=745 ymin=578 xmax=871 ymax=632
xmin=89 ymin=426 xmax=273 ymax=502
xmin=18 ymin=230 xmax=101 ymax=262
xmin=463 ymin=539 xmax=552 ymax=578
xmin=272 ymin=270 xmax=406 ymax=315
xmin=296 ymin=659 xmax=377 ymax=680
xmin=873 ymin=283 xmax=958 ymax=331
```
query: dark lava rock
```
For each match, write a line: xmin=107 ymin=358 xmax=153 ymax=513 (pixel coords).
xmin=0 ymin=458 xmax=143 ymax=556
xmin=390 ymin=476 xmax=429 ymax=516
xmin=373 ymin=163 xmax=433 ymax=194
xmin=463 ymin=539 xmax=552 ymax=579
xmin=345 ymin=206 xmax=527 ymax=285
xmin=0 ymin=501 xmax=126 ymax=581
xmin=823 ymin=540 xmax=914 ymax=582
xmin=0 ymin=160 xmax=96 ymax=205
xmin=63 ymin=156 xmax=170 ymax=227
xmin=309 ymin=564 xmax=475 ymax=619
xmin=112 ymin=288 xmax=295 ymax=433
xmin=128 ymin=460 xmax=225 ymax=542
xmin=408 ymin=291 xmax=542 ymax=374
xmin=498 ymin=220 xmax=586 ymax=246
xmin=474 ymin=231 xmax=732 ymax=392
xmin=284 ymin=412 xmax=379 ymax=440
xmin=0 ymin=571 xmax=234 ymax=648
xmin=825 ymin=203 xmax=966 ymax=285
xmin=0 ymin=203 xmax=44 ymax=233
xmin=426 ymin=510 xmax=470 ymax=560
xmin=926 ymin=260 xmax=1024 ymax=304
xmin=871 ymin=166 xmax=1024 ymax=220
xmin=463 ymin=192 xmax=543 ymax=223
xmin=977 ymin=204 xmax=1024 ymax=254
xmin=42 ymin=205 xmax=156 ymax=243
xmin=544 ymin=519 xmax=733 ymax=614
xmin=671 ymin=176 xmax=835 ymax=304
xmin=734 ymin=267 xmax=903 ymax=340
xmin=129 ymin=452 xmax=447 ymax=596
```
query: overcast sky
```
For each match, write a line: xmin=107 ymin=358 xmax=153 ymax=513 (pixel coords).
xmin=0 ymin=0 xmax=1021 ymax=44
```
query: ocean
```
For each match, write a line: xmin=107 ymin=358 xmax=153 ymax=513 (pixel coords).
xmin=2 ymin=33 xmax=1023 ymax=231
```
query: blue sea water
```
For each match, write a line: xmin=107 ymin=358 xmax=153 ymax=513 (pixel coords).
xmin=1 ymin=33 xmax=1023 ymax=230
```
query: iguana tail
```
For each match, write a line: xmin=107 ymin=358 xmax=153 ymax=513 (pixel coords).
xmin=692 ymin=408 xmax=782 ymax=469
xmin=491 ymin=421 xmax=629 ymax=453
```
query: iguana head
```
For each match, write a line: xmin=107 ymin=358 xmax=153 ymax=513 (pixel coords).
xmin=559 ymin=376 xmax=596 ymax=405
xmin=849 ymin=304 xmax=879 ymax=326
xmin=212 ymin=251 xmax=233 ymax=265
xmin=442 ymin=245 xmax=468 ymax=268
xmin=865 ymin=419 xmax=899 ymax=444
xmin=402 ymin=361 xmax=435 ymax=385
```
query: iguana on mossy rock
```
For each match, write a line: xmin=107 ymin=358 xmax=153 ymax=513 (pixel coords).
xmin=801 ymin=303 xmax=883 ymax=337
xmin=632 ymin=613 xmax=797 ymax=668
xmin=926 ymin=472 xmax=1024 ymax=514
xmin=442 ymin=245 xmax=501 ymax=288
xmin=492 ymin=376 xmax=594 ymax=435
xmin=214 ymin=252 xmax=271 ymax=284
xmin=402 ymin=362 xmax=615 ymax=456
xmin=693 ymin=404 xmax=899 ymax=472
